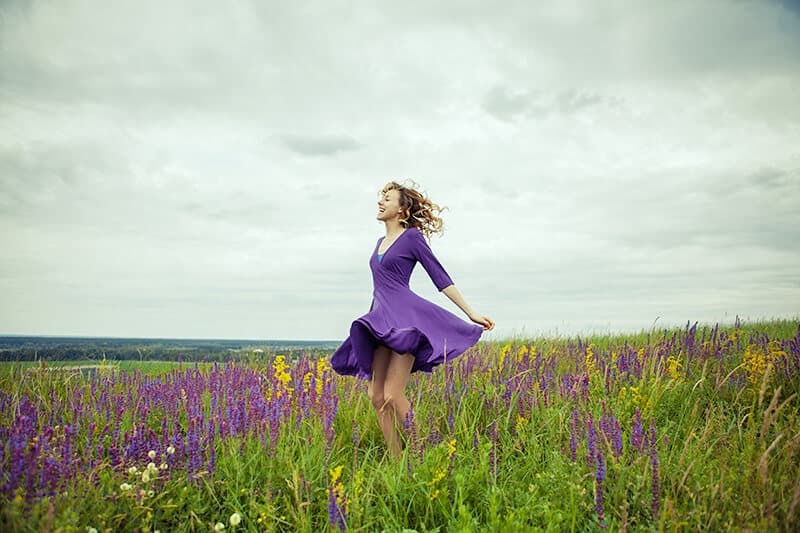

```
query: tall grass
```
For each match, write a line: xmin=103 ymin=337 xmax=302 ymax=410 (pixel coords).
xmin=1 ymin=318 xmax=799 ymax=532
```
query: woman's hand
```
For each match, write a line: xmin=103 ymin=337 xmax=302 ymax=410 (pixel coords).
xmin=469 ymin=313 xmax=495 ymax=331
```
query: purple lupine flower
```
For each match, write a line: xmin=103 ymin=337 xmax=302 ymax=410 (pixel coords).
xmin=447 ymin=403 xmax=455 ymax=435
xmin=586 ymin=413 xmax=596 ymax=467
xmin=404 ymin=403 xmax=420 ymax=464
xmin=595 ymin=450 xmax=607 ymax=528
xmin=569 ymin=409 xmax=580 ymax=462
xmin=631 ymin=408 xmax=643 ymax=453
xmin=611 ymin=416 xmax=623 ymax=458
xmin=649 ymin=418 xmax=660 ymax=519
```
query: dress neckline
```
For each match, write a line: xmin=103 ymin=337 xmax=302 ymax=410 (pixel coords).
xmin=376 ymin=228 xmax=411 ymax=256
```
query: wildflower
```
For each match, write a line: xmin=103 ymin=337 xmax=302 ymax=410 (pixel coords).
xmin=159 ymin=462 xmax=168 ymax=470
xmin=166 ymin=445 xmax=175 ymax=455
xmin=569 ymin=409 xmax=580 ymax=462
xmin=743 ymin=343 xmax=773 ymax=385
xmin=120 ymin=483 xmax=132 ymax=491
xmin=595 ymin=451 xmax=607 ymax=528
xmin=666 ymin=356 xmax=682 ymax=380
xmin=148 ymin=450 xmax=156 ymax=459
xmin=498 ymin=343 xmax=511 ymax=372
xmin=328 ymin=465 xmax=347 ymax=531
xmin=585 ymin=343 xmax=597 ymax=375
xmin=447 ymin=439 xmax=457 ymax=460
xmin=229 ymin=512 xmax=242 ymax=526
xmin=128 ymin=466 xmax=138 ymax=475
xmin=649 ymin=418 xmax=660 ymax=519
xmin=141 ymin=471 xmax=150 ymax=483
xmin=515 ymin=415 xmax=527 ymax=436
xmin=213 ymin=522 xmax=226 ymax=532
xmin=631 ymin=408 xmax=644 ymax=452
xmin=147 ymin=490 xmax=154 ymax=498
xmin=586 ymin=413 xmax=596 ymax=467
xmin=147 ymin=462 xmax=157 ymax=472
xmin=86 ymin=528 xmax=98 ymax=533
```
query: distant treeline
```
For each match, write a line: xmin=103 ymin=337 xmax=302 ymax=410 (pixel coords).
xmin=0 ymin=336 xmax=340 ymax=362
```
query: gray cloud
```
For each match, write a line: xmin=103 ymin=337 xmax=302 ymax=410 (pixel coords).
xmin=1 ymin=0 xmax=798 ymax=339
xmin=482 ymin=86 xmax=621 ymax=122
xmin=281 ymin=134 xmax=362 ymax=157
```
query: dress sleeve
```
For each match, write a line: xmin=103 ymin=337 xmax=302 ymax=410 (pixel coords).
xmin=410 ymin=229 xmax=454 ymax=291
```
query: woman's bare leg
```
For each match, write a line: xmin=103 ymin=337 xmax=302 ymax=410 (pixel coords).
xmin=367 ymin=344 xmax=395 ymax=452
xmin=382 ymin=350 xmax=415 ymax=457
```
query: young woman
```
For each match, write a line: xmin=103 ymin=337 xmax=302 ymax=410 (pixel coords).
xmin=330 ymin=180 xmax=495 ymax=457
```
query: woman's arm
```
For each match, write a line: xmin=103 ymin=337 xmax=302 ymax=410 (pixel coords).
xmin=441 ymin=284 xmax=473 ymax=316
xmin=442 ymin=285 xmax=495 ymax=330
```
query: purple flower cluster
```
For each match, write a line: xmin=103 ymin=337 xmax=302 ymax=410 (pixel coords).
xmin=595 ymin=451 xmax=607 ymax=528
xmin=0 ymin=356 xmax=339 ymax=501
xmin=648 ymin=418 xmax=660 ymax=520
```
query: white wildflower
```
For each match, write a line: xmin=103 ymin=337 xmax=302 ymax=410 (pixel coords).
xmin=141 ymin=470 xmax=150 ymax=483
xmin=120 ymin=483 xmax=132 ymax=491
xmin=229 ymin=512 xmax=242 ymax=526
xmin=159 ymin=462 xmax=168 ymax=470
xmin=166 ymin=445 xmax=175 ymax=455
xmin=148 ymin=450 xmax=156 ymax=459
xmin=128 ymin=466 xmax=138 ymax=475
xmin=213 ymin=522 xmax=226 ymax=532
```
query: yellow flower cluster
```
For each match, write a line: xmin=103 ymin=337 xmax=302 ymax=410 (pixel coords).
xmin=666 ymin=355 xmax=682 ymax=380
xmin=619 ymin=385 xmax=648 ymax=410
xmin=742 ymin=343 xmax=780 ymax=385
xmin=447 ymin=439 xmax=457 ymax=460
xmin=272 ymin=355 xmax=292 ymax=398
xmin=517 ymin=344 xmax=529 ymax=363
xmin=585 ymin=343 xmax=597 ymax=375
xmin=316 ymin=357 xmax=331 ymax=396
xmin=427 ymin=469 xmax=446 ymax=500
xmin=330 ymin=464 xmax=343 ymax=485
xmin=498 ymin=343 xmax=512 ymax=373
xmin=515 ymin=415 xmax=527 ymax=436
xmin=329 ymin=465 xmax=348 ymax=511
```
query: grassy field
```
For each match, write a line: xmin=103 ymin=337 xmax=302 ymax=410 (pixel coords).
xmin=0 ymin=359 xmax=212 ymax=376
xmin=1 ymin=318 xmax=799 ymax=532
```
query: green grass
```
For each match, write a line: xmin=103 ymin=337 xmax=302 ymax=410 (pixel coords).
xmin=1 ymin=318 xmax=799 ymax=532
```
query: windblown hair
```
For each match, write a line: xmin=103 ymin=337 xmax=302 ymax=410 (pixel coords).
xmin=380 ymin=179 xmax=447 ymax=239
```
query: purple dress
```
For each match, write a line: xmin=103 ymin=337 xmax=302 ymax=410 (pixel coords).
xmin=331 ymin=227 xmax=483 ymax=380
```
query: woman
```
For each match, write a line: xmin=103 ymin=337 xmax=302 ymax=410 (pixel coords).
xmin=330 ymin=180 xmax=495 ymax=457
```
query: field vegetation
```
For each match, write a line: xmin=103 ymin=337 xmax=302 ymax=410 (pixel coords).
xmin=1 ymin=318 xmax=799 ymax=532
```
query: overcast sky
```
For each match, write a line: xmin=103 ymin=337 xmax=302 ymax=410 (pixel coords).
xmin=1 ymin=0 xmax=798 ymax=341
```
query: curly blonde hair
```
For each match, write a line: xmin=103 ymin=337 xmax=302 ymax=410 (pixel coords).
xmin=379 ymin=179 xmax=447 ymax=239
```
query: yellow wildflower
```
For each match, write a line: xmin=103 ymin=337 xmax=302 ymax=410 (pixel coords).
xmin=666 ymin=356 xmax=682 ymax=380
xmin=743 ymin=343 xmax=772 ymax=385
xmin=498 ymin=343 xmax=511 ymax=373
xmin=516 ymin=415 xmax=527 ymax=435
xmin=585 ymin=343 xmax=596 ymax=375
xmin=517 ymin=345 xmax=529 ymax=363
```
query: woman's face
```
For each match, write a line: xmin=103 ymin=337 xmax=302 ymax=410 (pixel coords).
xmin=376 ymin=188 xmax=404 ymax=222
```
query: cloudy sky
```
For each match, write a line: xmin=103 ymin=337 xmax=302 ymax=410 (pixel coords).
xmin=1 ymin=0 xmax=798 ymax=341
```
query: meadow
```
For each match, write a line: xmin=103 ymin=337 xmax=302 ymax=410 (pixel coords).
xmin=1 ymin=318 xmax=799 ymax=532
